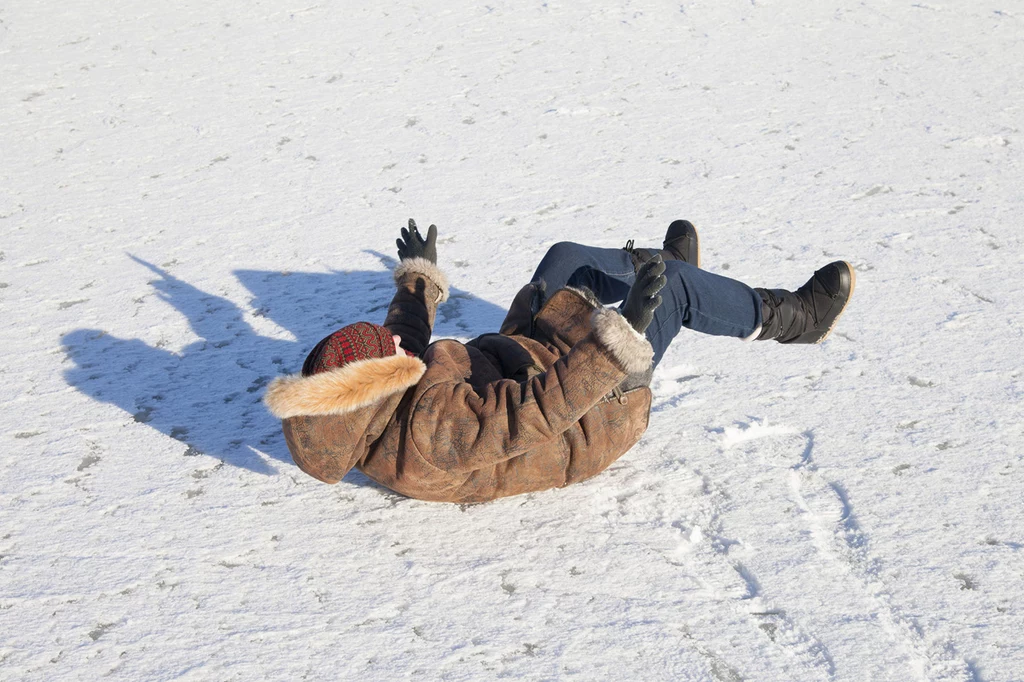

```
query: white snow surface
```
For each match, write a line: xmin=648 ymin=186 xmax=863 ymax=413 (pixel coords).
xmin=2 ymin=1 xmax=1023 ymax=680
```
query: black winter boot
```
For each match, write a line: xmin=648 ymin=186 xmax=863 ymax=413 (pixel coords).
xmin=624 ymin=219 xmax=701 ymax=270
xmin=755 ymin=261 xmax=856 ymax=344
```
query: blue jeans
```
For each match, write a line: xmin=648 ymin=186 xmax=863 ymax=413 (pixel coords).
xmin=530 ymin=242 xmax=763 ymax=367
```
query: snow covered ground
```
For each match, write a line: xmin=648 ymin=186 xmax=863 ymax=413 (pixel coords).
xmin=2 ymin=0 xmax=1022 ymax=679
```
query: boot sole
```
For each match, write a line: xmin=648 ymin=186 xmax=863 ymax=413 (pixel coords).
xmin=693 ymin=223 xmax=701 ymax=268
xmin=813 ymin=261 xmax=856 ymax=344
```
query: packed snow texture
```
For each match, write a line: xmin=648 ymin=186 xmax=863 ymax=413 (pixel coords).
xmin=2 ymin=1 xmax=1023 ymax=680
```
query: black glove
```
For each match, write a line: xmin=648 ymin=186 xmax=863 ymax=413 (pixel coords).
xmin=396 ymin=218 xmax=438 ymax=264
xmin=620 ymin=254 xmax=667 ymax=333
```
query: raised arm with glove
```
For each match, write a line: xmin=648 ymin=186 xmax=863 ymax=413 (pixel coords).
xmin=384 ymin=219 xmax=449 ymax=356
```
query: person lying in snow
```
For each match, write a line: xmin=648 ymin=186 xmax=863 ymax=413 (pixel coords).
xmin=264 ymin=219 xmax=854 ymax=503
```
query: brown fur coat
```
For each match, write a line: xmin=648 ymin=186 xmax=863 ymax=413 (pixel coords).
xmin=264 ymin=257 xmax=654 ymax=503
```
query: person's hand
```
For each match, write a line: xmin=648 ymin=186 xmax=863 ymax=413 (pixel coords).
xmin=620 ymin=254 xmax=667 ymax=333
xmin=396 ymin=218 xmax=438 ymax=264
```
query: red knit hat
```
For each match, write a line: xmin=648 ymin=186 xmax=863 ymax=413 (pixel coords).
xmin=301 ymin=322 xmax=396 ymax=376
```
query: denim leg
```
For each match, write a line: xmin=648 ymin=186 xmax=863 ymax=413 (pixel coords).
xmin=530 ymin=242 xmax=636 ymax=305
xmin=645 ymin=260 xmax=763 ymax=365
xmin=530 ymin=242 xmax=763 ymax=368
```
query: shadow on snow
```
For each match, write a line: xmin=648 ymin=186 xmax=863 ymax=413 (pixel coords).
xmin=61 ymin=253 xmax=509 ymax=477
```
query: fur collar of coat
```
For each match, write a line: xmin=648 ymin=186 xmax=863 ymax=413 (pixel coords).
xmin=263 ymin=354 xmax=426 ymax=420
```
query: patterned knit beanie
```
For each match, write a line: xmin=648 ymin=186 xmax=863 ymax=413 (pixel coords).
xmin=301 ymin=322 xmax=396 ymax=376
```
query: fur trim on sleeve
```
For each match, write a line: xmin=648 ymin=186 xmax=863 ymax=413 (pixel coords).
xmin=394 ymin=257 xmax=450 ymax=303
xmin=264 ymin=354 xmax=426 ymax=419
xmin=590 ymin=308 xmax=655 ymax=375
xmin=562 ymin=285 xmax=601 ymax=309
